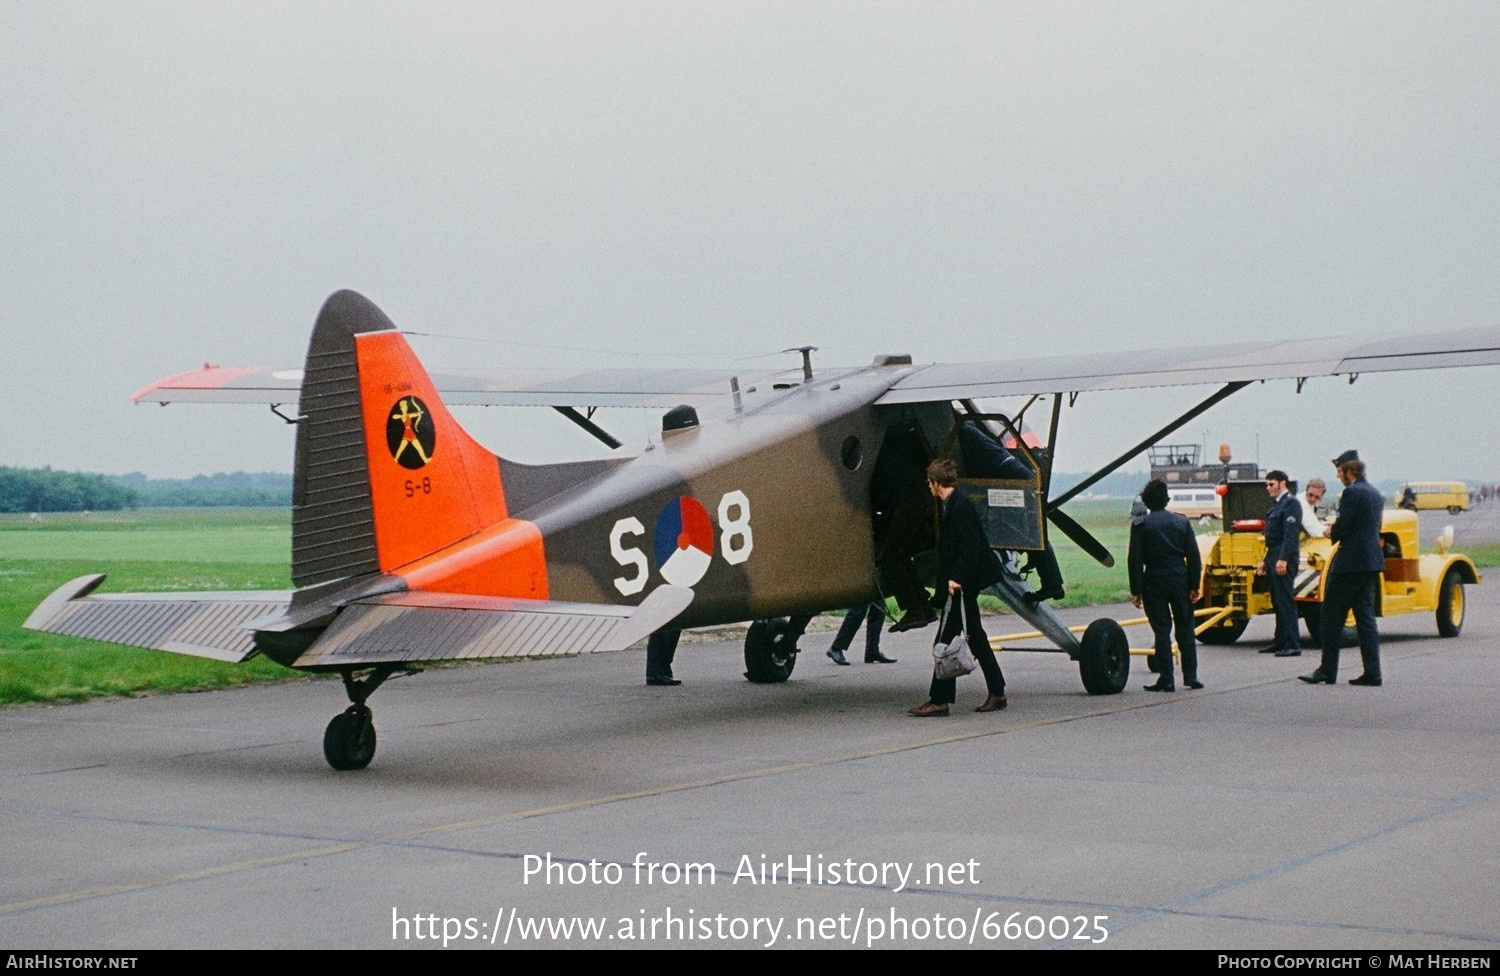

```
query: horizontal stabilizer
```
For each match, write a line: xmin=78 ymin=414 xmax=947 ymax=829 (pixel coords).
xmin=291 ymin=584 xmax=694 ymax=668
xmin=24 ymin=575 xmax=292 ymax=663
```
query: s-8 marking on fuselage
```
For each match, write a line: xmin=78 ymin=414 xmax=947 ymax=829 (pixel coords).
xmin=609 ymin=489 xmax=752 ymax=595
xmin=26 ymin=290 xmax=1500 ymax=769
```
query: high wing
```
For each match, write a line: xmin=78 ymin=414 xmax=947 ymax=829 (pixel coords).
xmin=877 ymin=326 xmax=1500 ymax=403
xmin=28 ymin=575 xmax=694 ymax=667
xmin=134 ymin=325 xmax=1500 ymax=410
xmin=872 ymin=324 xmax=1500 ymax=571
xmin=131 ymin=363 xmax=799 ymax=408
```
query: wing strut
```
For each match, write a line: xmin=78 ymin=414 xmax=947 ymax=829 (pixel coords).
xmin=553 ymin=405 xmax=623 ymax=450
xmin=1036 ymin=393 xmax=1125 ymax=566
xmin=1049 ymin=381 xmax=1252 ymax=510
xmin=1044 ymin=393 xmax=1063 ymax=500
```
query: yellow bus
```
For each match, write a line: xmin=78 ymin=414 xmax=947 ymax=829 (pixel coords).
xmin=1398 ymin=481 xmax=1469 ymax=514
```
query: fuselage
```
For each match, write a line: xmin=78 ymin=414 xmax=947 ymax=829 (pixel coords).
xmin=378 ymin=364 xmax=923 ymax=629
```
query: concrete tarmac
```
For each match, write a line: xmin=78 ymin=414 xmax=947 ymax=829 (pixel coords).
xmin=2 ymin=582 xmax=1497 ymax=949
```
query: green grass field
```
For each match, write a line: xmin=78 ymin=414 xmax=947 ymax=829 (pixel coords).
xmin=3 ymin=501 xmax=1493 ymax=706
xmin=0 ymin=509 xmax=301 ymax=703
xmin=1031 ymin=498 xmax=1135 ymax=608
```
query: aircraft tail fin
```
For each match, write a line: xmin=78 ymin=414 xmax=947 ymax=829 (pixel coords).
xmin=292 ymin=291 xmax=507 ymax=586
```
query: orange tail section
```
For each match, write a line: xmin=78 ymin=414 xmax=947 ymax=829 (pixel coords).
xmin=291 ymin=291 xmax=522 ymax=589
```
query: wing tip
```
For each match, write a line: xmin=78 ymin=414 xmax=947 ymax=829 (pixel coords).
xmin=24 ymin=574 xmax=106 ymax=630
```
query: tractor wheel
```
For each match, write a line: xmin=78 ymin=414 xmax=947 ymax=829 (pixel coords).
xmin=1436 ymin=568 xmax=1465 ymax=638
xmin=1197 ymin=614 xmax=1248 ymax=645
xmin=1300 ymin=603 xmax=1322 ymax=643
xmin=1303 ymin=602 xmax=1357 ymax=647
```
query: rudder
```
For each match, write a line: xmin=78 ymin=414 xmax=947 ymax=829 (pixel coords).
xmin=292 ymin=290 xmax=507 ymax=586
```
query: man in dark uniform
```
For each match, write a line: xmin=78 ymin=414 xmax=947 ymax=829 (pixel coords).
xmin=908 ymin=459 xmax=1009 ymax=716
xmin=645 ymin=629 xmax=682 ymax=685
xmin=1128 ymin=479 xmax=1203 ymax=691
xmin=1257 ymin=470 xmax=1304 ymax=657
xmin=826 ymin=602 xmax=896 ymax=665
xmin=1302 ymin=452 xmax=1385 ymax=686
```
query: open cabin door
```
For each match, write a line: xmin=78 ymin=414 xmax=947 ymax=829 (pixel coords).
xmin=940 ymin=414 xmax=1048 ymax=553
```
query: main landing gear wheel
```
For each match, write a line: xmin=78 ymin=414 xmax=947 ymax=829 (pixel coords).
xmin=1436 ymin=568 xmax=1465 ymax=637
xmin=744 ymin=617 xmax=796 ymax=683
xmin=324 ymin=704 xmax=376 ymax=771
xmin=1078 ymin=618 xmax=1129 ymax=695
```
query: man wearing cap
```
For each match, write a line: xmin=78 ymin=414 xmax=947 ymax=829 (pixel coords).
xmin=1301 ymin=452 xmax=1385 ymax=687
xmin=1257 ymin=470 xmax=1303 ymax=657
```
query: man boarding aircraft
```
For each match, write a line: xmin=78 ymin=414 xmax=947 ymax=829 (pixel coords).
xmin=26 ymin=291 xmax=1500 ymax=769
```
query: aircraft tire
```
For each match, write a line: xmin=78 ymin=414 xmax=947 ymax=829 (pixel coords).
xmin=1197 ymin=614 xmax=1248 ymax=645
xmin=743 ymin=618 xmax=796 ymax=683
xmin=1436 ymin=568 xmax=1465 ymax=638
xmin=323 ymin=705 xmax=377 ymax=771
xmin=1078 ymin=618 xmax=1129 ymax=695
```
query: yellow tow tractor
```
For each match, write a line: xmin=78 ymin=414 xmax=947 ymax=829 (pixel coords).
xmin=1195 ymin=481 xmax=1480 ymax=645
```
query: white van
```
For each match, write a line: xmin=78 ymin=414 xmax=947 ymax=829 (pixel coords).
xmin=1166 ymin=486 xmax=1221 ymax=521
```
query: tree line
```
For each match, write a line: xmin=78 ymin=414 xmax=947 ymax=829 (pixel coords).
xmin=0 ymin=467 xmax=292 ymax=512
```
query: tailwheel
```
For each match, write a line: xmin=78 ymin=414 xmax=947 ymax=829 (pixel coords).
xmin=322 ymin=665 xmax=400 ymax=771
xmin=744 ymin=617 xmax=796 ymax=683
xmin=324 ymin=704 xmax=376 ymax=771
xmin=1078 ymin=618 xmax=1129 ymax=695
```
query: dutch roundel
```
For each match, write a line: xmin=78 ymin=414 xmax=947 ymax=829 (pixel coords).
xmin=653 ymin=496 xmax=715 ymax=587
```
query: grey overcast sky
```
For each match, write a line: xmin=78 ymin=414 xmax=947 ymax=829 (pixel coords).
xmin=4 ymin=2 xmax=1497 ymax=487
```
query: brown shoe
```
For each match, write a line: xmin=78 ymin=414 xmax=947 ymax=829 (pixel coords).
xmin=975 ymin=694 xmax=1008 ymax=712
xmin=907 ymin=701 xmax=950 ymax=717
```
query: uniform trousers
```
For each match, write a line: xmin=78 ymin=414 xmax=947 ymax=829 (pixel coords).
xmin=1318 ymin=571 xmax=1381 ymax=680
xmin=645 ymin=630 xmax=680 ymax=679
xmin=1266 ymin=560 xmax=1301 ymax=651
xmin=1142 ymin=586 xmax=1197 ymax=684
xmin=830 ymin=603 xmax=884 ymax=658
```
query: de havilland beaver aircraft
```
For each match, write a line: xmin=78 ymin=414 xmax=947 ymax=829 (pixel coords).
xmin=26 ymin=290 xmax=1500 ymax=769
